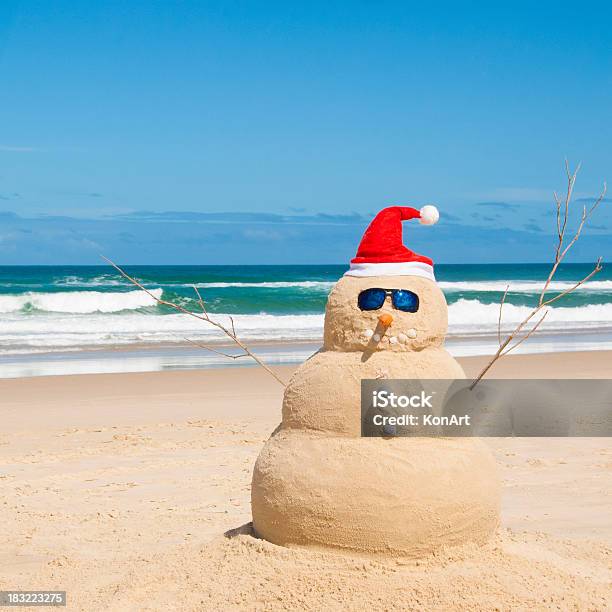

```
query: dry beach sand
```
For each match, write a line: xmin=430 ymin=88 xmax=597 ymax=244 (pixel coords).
xmin=1 ymin=351 xmax=611 ymax=610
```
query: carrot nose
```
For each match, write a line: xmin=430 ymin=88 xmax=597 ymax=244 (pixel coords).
xmin=378 ymin=313 xmax=393 ymax=327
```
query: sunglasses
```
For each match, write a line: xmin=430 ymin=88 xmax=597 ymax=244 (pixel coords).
xmin=357 ymin=288 xmax=419 ymax=313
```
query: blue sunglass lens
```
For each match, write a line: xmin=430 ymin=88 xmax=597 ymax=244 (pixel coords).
xmin=392 ymin=290 xmax=419 ymax=313
xmin=358 ymin=288 xmax=386 ymax=311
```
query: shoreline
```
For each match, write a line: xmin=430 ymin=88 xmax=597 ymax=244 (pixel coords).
xmin=3 ymin=336 xmax=612 ymax=379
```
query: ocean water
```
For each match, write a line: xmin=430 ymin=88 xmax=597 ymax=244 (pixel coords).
xmin=1 ymin=263 xmax=611 ymax=376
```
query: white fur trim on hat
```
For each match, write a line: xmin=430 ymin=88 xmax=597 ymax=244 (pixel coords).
xmin=345 ymin=261 xmax=436 ymax=281
xmin=419 ymin=205 xmax=439 ymax=225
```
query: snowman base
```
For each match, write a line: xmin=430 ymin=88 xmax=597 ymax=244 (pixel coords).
xmin=252 ymin=429 xmax=500 ymax=558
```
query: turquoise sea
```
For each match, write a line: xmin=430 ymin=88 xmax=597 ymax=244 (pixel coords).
xmin=1 ymin=263 xmax=611 ymax=377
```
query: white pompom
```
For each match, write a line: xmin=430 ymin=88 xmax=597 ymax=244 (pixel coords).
xmin=419 ymin=204 xmax=439 ymax=225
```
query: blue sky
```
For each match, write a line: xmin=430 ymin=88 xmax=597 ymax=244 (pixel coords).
xmin=0 ymin=1 xmax=611 ymax=264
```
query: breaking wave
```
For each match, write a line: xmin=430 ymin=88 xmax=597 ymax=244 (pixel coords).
xmin=447 ymin=299 xmax=612 ymax=334
xmin=0 ymin=289 xmax=163 ymax=314
xmin=0 ymin=298 xmax=611 ymax=354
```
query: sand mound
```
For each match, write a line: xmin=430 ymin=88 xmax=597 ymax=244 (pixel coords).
xmin=252 ymin=431 xmax=499 ymax=557
xmin=91 ymin=526 xmax=611 ymax=611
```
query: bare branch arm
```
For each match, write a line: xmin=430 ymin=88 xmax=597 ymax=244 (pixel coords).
xmin=102 ymin=256 xmax=287 ymax=386
xmin=471 ymin=163 xmax=605 ymax=388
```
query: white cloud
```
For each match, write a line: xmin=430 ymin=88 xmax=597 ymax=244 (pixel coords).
xmin=0 ymin=145 xmax=44 ymax=153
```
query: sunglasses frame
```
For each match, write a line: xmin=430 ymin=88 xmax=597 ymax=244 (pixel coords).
xmin=357 ymin=288 xmax=420 ymax=313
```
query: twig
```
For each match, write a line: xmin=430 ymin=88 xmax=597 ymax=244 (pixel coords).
xmin=182 ymin=337 xmax=249 ymax=359
xmin=192 ymin=285 xmax=208 ymax=314
xmin=101 ymin=255 xmax=287 ymax=386
xmin=497 ymin=284 xmax=509 ymax=347
xmin=539 ymin=175 xmax=606 ymax=307
xmin=500 ymin=310 xmax=548 ymax=357
xmin=541 ymin=258 xmax=603 ymax=307
xmin=470 ymin=163 xmax=605 ymax=388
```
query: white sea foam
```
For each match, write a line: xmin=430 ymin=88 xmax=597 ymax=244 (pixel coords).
xmin=0 ymin=312 xmax=323 ymax=352
xmin=0 ymin=300 xmax=611 ymax=354
xmin=49 ymin=277 xmax=336 ymax=289
xmin=447 ymin=299 xmax=612 ymax=334
xmin=40 ymin=278 xmax=612 ymax=293
xmin=164 ymin=280 xmax=612 ymax=292
xmin=0 ymin=289 xmax=163 ymax=314
xmin=438 ymin=280 xmax=612 ymax=292
xmin=191 ymin=281 xmax=335 ymax=289
xmin=54 ymin=275 xmax=126 ymax=287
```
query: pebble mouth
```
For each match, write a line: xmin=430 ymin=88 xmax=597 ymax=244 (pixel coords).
xmin=362 ymin=327 xmax=418 ymax=347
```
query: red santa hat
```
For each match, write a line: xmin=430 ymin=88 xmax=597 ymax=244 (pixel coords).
xmin=346 ymin=205 xmax=439 ymax=281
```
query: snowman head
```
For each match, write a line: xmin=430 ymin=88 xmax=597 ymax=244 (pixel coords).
xmin=323 ymin=205 xmax=447 ymax=352
xmin=323 ymin=274 xmax=448 ymax=351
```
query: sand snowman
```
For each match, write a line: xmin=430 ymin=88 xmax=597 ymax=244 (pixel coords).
xmin=252 ymin=206 xmax=500 ymax=557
